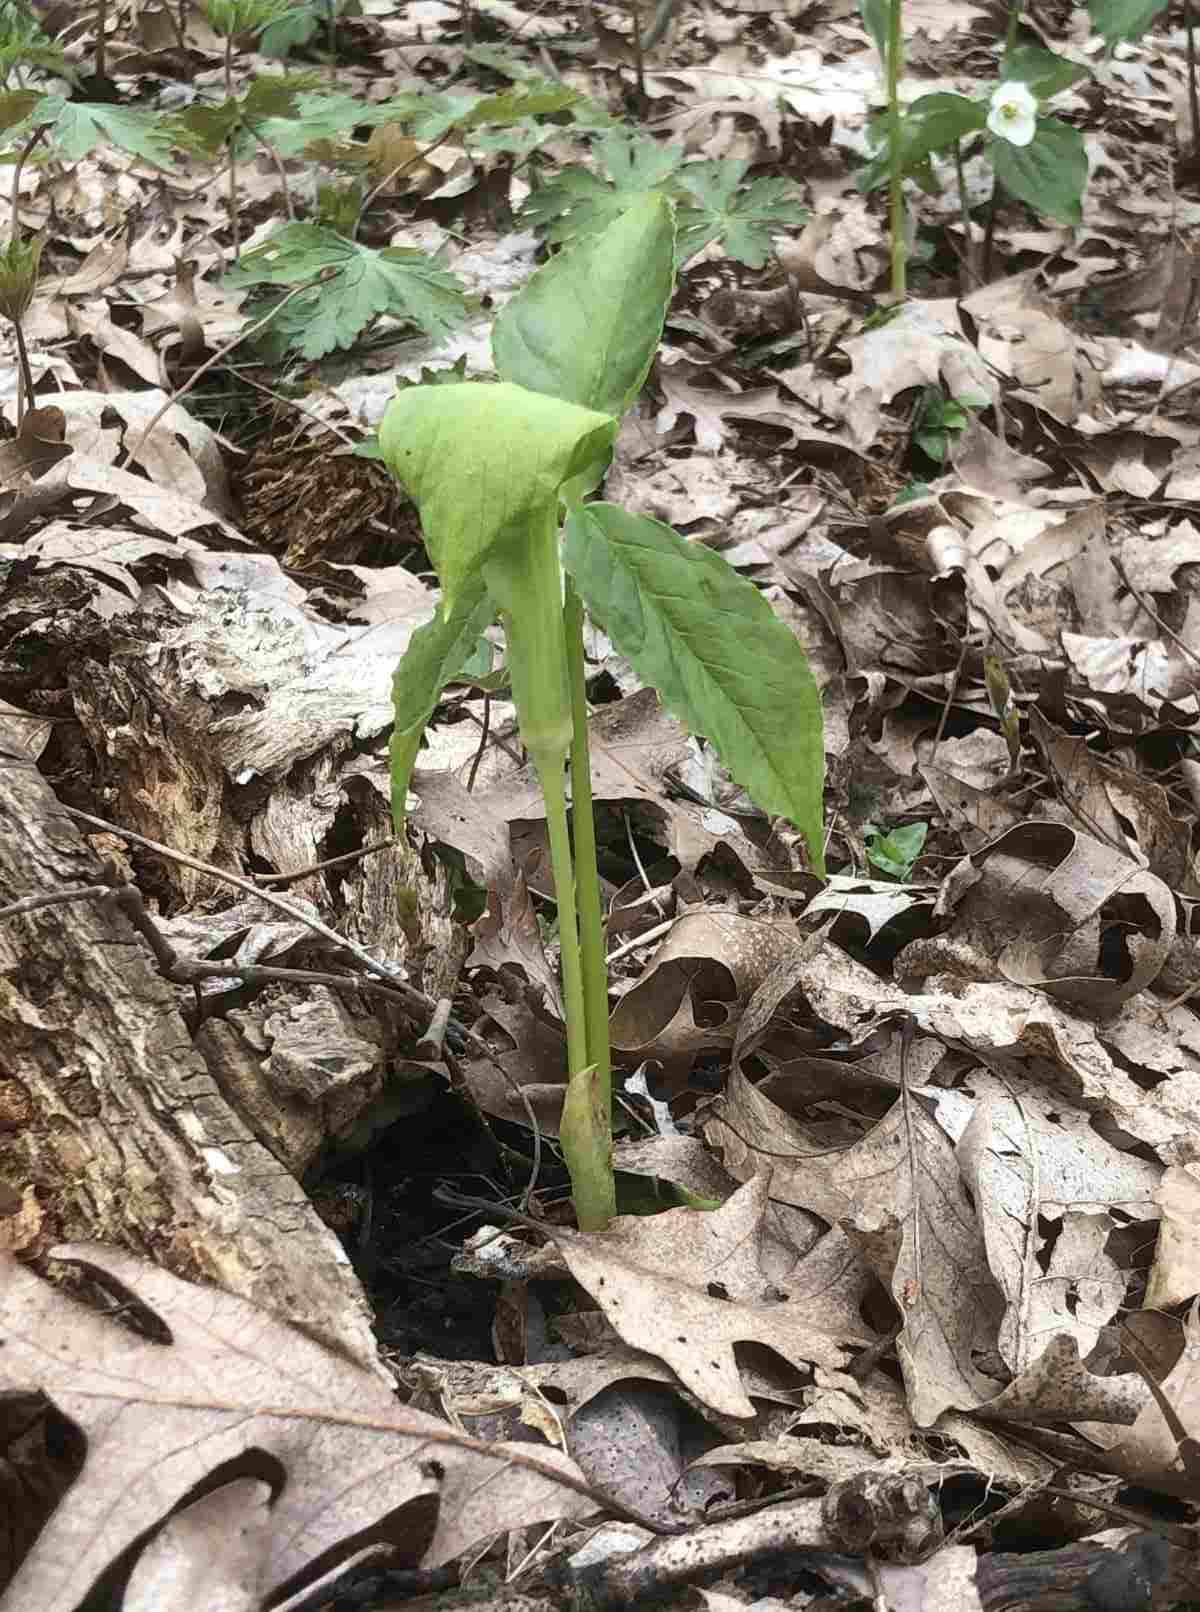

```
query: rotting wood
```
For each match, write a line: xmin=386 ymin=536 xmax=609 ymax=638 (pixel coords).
xmin=0 ymin=744 xmax=382 ymax=1371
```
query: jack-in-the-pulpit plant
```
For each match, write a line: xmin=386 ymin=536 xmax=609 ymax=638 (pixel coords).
xmin=379 ymin=195 xmax=825 ymax=1230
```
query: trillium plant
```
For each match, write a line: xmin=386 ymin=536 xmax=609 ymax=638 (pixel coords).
xmin=986 ymin=81 xmax=1038 ymax=148
xmin=379 ymin=197 xmax=824 ymax=1231
xmin=857 ymin=0 xmax=1172 ymax=296
xmin=860 ymin=35 xmax=1091 ymax=295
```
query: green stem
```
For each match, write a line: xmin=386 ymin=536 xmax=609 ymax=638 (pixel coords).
xmin=1004 ymin=0 xmax=1020 ymax=54
xmin=487 ymin=511 xmax=615 ymax=1232
xmin=564 ymin=579 xmax=612 ymax=1131
xmin=540 ymin=760 xmax=587 ymax=1087
xmin=540 ymin=756 xmax=615 ymax=1231
xmin=886 ymin=0 xmax=906 ymax=301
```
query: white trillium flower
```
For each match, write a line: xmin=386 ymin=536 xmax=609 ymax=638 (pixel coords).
xmin=987 ymin=80 xmax=1038 ymax=146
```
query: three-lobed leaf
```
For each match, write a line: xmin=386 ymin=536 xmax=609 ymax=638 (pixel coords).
xmin=33 ymin=97 xmax=177 ymax=168
xmin=522 ymin=129 xmax=685 ymax=244
xmin=563 ymin=504 xmax=826 ymax=874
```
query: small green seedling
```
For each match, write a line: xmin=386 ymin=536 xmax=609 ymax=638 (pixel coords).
xmin=380 ymin=195 xmax=824 ymax=1229
xmin=914 ymin=388 xmax=988 ymax=463
xmin=864 ymin=820 xmax=928 ymax=880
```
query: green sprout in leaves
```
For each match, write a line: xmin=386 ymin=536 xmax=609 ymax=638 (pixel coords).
xmin=864 ymin=821 xmax=928 ymax=880
xmin=913 ymin=388 xmax=988 ymax=464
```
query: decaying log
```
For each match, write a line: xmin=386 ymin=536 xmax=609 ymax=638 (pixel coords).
xmin=0 ymin=744 xmax=382 ymax=1370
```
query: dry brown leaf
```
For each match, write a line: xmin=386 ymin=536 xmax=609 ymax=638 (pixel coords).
xmin=709 ymin=1059 xmax=1003 ymax=1426
xmin=1146 ymin=1165 xmax=1200 ymax=1309
xmin=467 ymin=871 xmax=563 ymax=1016
xmin=609 ymin=910 xmax=800 ymax=1073
xmin=931 ymin=821 xmax=1175 ymax=1012
xmin=554 ymin=1174 xmax=874 ymax=1420
xmin=0 ymin=1245 xmax=600 ymax=1608
xmin=1107 ymin=1305 xmax=1200 ymax=1498
xmin=1029 ymin=709 xmax=1192 ymax=888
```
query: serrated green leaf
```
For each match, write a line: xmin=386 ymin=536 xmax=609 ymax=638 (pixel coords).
xmin=675 ymin=160 xmax=806 ymax=268
xmin=255 ymin=91 xmax=423 ymax=154
xmin=173 ymin=97 xmax=243 ymax=156
xmin=224 ymin=222 xmax=468 ymax=357
xmin=35 ymin=98 xmax=176 ymax=168
xmin=493 ymin=192 xmax=675 ymax=420
xmin=522 ymin=129 xmax=684 ymax=244
xmin=991 ymin=115 xmax=1087 ymax=224
xmin=462 ymin=86 xmax=581 ymax=126
xmin=203 ymin=0 xmax=295 ymax=34
xmin=1001 ymin=44 xmax=1090 ymax=99
xmin=563 ymin=504 xmax=825 ymax=874
xmin=390 ymin=579 xmax=495 ymax=829
xmin=1087 ymin=0 xmax=1167 ymax=44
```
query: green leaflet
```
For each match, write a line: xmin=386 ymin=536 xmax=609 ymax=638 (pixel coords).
xmin=389 ymin=579 xmax=494 ymax=830
xmin=564 ymin=503 xmax=826 ymax=875
xmin=493 ymin=193 xmax=675 ymax=420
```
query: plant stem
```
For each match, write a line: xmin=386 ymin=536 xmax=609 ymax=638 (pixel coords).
xmin=1186 ymin=0 xmax=1200 ymax=160
xmin=1004 ymin=0 xmax=1020 ymax=54
xmin=886 ymin=0 xmax=906 ymax=300
xmin=629 ymin=0 xmax=647 ymax=107
xmin=564 ymin=579 xmax=612 ymax=1130
xmin=224 ymin=33 xmax=240 ymax=262
xmin=94 ymin=0 xmax=108 ymax=84
xmin=953 ymin=138 xmax=976 ymax=289
xmin=541 ymin=756 xmax=614 ymax=1231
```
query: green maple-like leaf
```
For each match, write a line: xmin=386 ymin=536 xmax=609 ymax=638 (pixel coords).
xmin=33 ymin=98 xmax=176 ymax=168
xmin=674 ymin=160 xmax=806 ymax=268
xmin=224 ymin=222 xmax=468 ymax=358
xmin=253 ymin=90 xmax=423 ymax=156
xmin=522 ymin=130 xmax=684 ymax=244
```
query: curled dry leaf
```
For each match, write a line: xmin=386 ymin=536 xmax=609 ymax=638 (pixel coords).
xmin=609 ymin=909 xmax=801 ymax=1075
xmin=0 ymin=1245 xmax=599 ymax=1609
xmin=929 ymin=821 xmax=1175 ymax=1012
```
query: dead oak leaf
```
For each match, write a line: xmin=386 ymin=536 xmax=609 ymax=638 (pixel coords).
xmin=0 ymin=1244 xmax=599 ymax=1608
xmin=554 ymin=1174 xmax=873 ymax=1420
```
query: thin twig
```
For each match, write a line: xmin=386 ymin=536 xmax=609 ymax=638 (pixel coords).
xmin=1112 ymin=554 xmax=1200 ymax=671
xmin=59 ymin=805 xmax=471 ymax=1031
xmin=118 ymin=270 xmax=337 ymax=473
xmin=465 ymin=690 xmax=491 ymax=792
xmin=252 ymin=836 xmax=398 ymax=887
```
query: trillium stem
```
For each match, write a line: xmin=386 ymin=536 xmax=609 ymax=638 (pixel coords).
xmin=886 ymin=0 xmax=906 ymax=300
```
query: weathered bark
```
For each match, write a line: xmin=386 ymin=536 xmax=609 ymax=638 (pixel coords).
xmin=974 ymin=1527 xmax=1194 ymax=1612
xmin=0 ymin=745 xmax=382 ymax=1370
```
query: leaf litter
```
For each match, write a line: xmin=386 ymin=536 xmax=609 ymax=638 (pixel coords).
xmin=2 ymin=0 xmax=1200 ymax=1605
